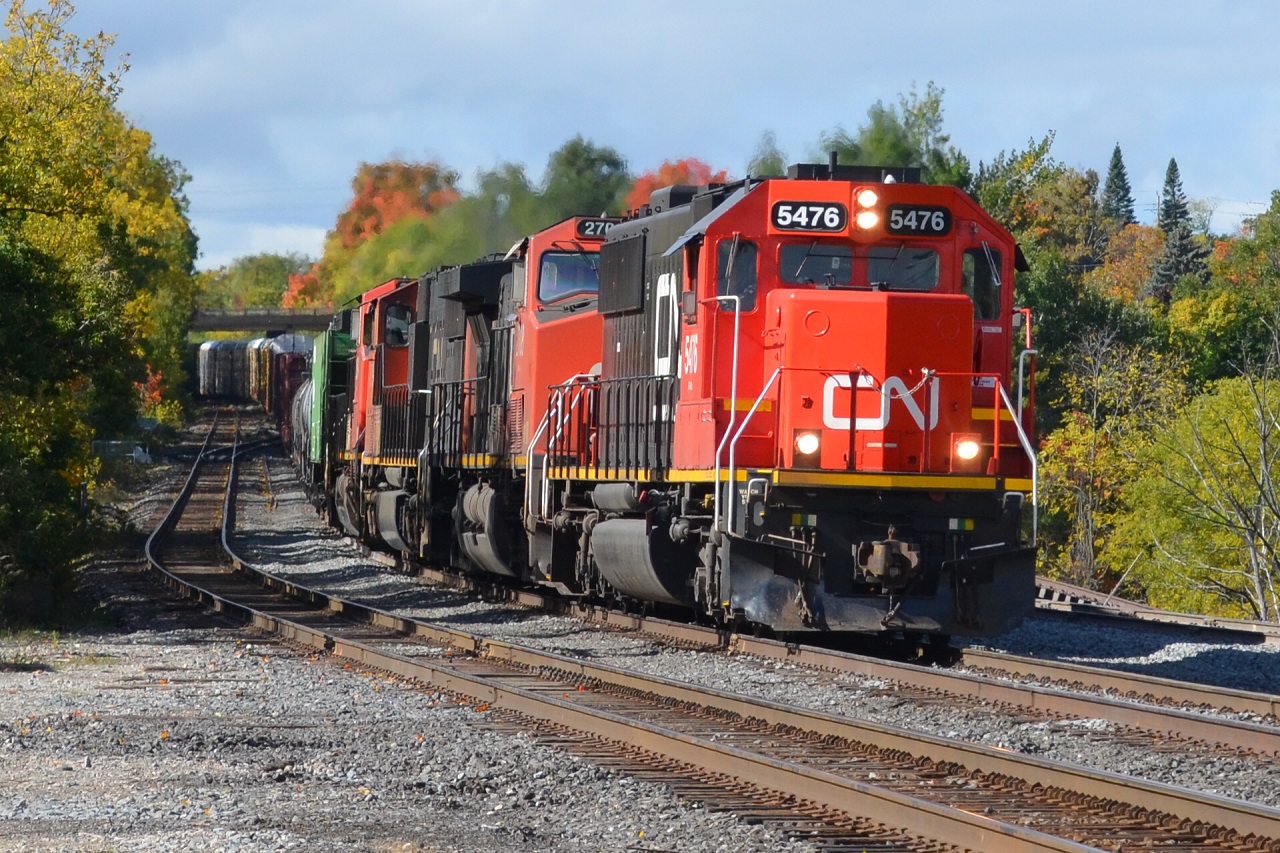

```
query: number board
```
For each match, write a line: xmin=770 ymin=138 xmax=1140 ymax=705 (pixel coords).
xmin=886 ymin=205 xmax=952 ymax=236
xmin=771 ymin=201 xmax=848 ymax=232
xmin=576 ymin=218 xmax=616 ymax=239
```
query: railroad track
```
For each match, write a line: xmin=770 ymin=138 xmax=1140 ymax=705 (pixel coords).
xmin=1035 ymin=576 xmax=1280 ymax=646
xmin=357 ymin=541 xmax=1280 ymax=743
xmin=142 ymin=416 xmax=1280 ymax=850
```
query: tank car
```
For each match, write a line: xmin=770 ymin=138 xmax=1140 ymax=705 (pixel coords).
xmin=298 ymin=312 xmax=357 ymax=517
xmin=303 ymin=163 xmax=1039 ymax=639
xmin=290 ymin=378 xmax=314 ymax=475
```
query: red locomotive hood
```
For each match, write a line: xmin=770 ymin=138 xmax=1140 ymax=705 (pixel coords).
xmin=767 ymin=287 xmax=975 ymax=472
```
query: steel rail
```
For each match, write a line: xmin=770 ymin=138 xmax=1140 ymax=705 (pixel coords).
xmin=1035 ymin=576 xmax=1280 ymax=645
xmin=200 ymin=553 xmax=1280 ymax=846
xmin=413 ymin=561 xmax=1280 ymax=743
xmin=720 ymin=634 xmax=1280 ymax=754
xmin=958 ymin=646 xmax=1280 ymax=720
xmin=139 ymin=435 xmax=1280 ymax=850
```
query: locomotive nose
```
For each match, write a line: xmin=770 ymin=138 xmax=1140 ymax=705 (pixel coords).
xmin=771 ymin=288 xmax=974 ymax=473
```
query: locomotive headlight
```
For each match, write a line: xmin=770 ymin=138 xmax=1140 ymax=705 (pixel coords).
xmin=795 ymin=431 xmax=821 ymax=456
xmin=855 ymin=210 xmax=879 ymax=229
xmin=856 ymin=188 xmax=879 ymax=208
xmin=955 ymin=438 xmax=981 ymax=460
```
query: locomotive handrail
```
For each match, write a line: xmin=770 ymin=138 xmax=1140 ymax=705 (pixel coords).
xmin=1017 ymin=348 xmax=1037 ymax=421
xmin=721 ymin=366 xmax=782 ymax=535
xmin=524 ymin=373 xmax=597 ymax=528
xmin=998 ymin=383 xmax=1039 ymax=541
xmin=707 ymin=295 xmax=742 ymax=534
xmin=541 ymin=380 xmax=594 ymax=520
xmin=927 ymin=370 xmax=1004 ymax=473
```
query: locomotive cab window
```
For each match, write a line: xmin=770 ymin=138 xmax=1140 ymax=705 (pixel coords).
xmin=361 ymin=306 xmax=376 ymax=346
xmin=383 ymin=304 xmax=413 ymax=347
xmin=717 ymin=239 xmax=757 ymax=310
xmin=779 ymin=241 xmax=853 ymax=286
xmin=867 ymin=245 xmax=939 ymax=291
xmin=962 ymin=247 xmax=1002 ymax=320
xmin=538 ymin=251 xmax=601 ymax=304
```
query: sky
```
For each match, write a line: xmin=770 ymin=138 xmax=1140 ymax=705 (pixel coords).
xmin=60 ymin=0 xmax=1280 ymax=271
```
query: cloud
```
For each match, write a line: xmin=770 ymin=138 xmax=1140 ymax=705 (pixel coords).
xmin=65 ymin=0 xmax=1280 ymax=264
xmin=194 ymin=221 xmax=327 ymax=271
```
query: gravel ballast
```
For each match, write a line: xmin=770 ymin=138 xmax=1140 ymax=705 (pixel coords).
xmin=235 ymin=451 xmax=1280 ymax=809
xmin=6 ymin=439 xmax=1280 ymax=850
xmin=0 ymin=448 xmax=818 ymax=852
xmin=0 ymin=628 xmax=814 ymax=853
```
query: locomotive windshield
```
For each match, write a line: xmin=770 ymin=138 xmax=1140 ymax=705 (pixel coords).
xmin=779 ymin=242 xmax=853 ymax=285
xmin=717 ymin=239 xmax=758 ymax=310
xmin=867 ymin=245 xmax=939 ymax=291
xmin=383 ymin=303 xmax=412 ymax=346
xmin=538 ymin=251 xmax=600 ymax=303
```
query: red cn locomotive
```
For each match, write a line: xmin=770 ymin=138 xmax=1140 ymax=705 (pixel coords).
xmin=307 ymin=161 xmax=1038 ymax=639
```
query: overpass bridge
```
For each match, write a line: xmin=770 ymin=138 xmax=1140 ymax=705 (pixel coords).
xmin=191 ymin=308 xmax=333 ymax=333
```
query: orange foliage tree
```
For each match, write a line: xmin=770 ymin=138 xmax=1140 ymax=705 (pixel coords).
xmin=1082 ymin=224 xmax=1164 ymax=302
xmin=335 ymin=160 xmax=460 ymax=248
xmin=624 ymin=158 xmax=729 ymax=212
xmin=282 ymin=267 xmax=327 ymax=308
xmin=284 ymin=160 xmax=460 ymax=307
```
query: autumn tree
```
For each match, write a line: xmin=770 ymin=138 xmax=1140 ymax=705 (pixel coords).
xmin=624 ymin=157 xmax=729 ymax=212
xmin=334 ymin=160 xmax=459 ymax=248
xmin=0 ymin=0 xmax=197 ymax=624
xmin=971 ymin=133 xmax=1060 ymax=233
xmin=285 ymin=159 xmax=459 ymax=308
xmin=1083 ymin=224 xmax=1164 ymax=302
xmin=1039 ymin=331 xmax=1189 ymax=587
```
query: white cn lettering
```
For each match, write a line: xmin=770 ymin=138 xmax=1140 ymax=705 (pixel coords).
xmin=822 ymin=375 xmax=940 ymax=431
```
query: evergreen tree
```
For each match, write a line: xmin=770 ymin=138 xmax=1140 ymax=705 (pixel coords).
xmin=1145 ymin=158 xmax=1208 ymax=302
xmin=1100 ymin=143 xmax=1136 ymax=225
xmin=1158 ymin=158 xmax=1191 ymax=231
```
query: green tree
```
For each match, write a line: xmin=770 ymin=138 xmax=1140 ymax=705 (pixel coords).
xmin=1099 ymin=143 xmax=1136 ymax=226
xmin=1116 ymin=359 xmax=1280 ymax=621
xmin=539 ymin=135 xmax=630 ymax=220
xmin=819 ymin=82 xmax=971 ymax=187
xmin=1157 ymin=158 xmax=1190 ymax=231
xmin=747 ymin=130 xmax=786 ymax=178
xmin=199 ymin=252 xmax=312 ymax=309
xmin=1039 ymin=331 xmax=1189 ymax=586
xmin=1165 ymin=190 xmax=1280 ymax=382
xmin=1146 ymin=158 xmax=1209 ymax=303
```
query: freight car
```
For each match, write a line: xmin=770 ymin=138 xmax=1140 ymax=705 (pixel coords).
xmin=196 ymin=339 xmax=250 ymax=399
xmin=299 ymin=161 xmax=1039 ymax=640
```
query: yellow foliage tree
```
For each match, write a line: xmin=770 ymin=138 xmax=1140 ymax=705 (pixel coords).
xmin=0 ymin=0 xmax=196 ymax=624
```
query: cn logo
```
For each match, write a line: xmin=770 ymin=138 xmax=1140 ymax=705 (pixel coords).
xmin=822 ymin=375 xmax=940 ymax=431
